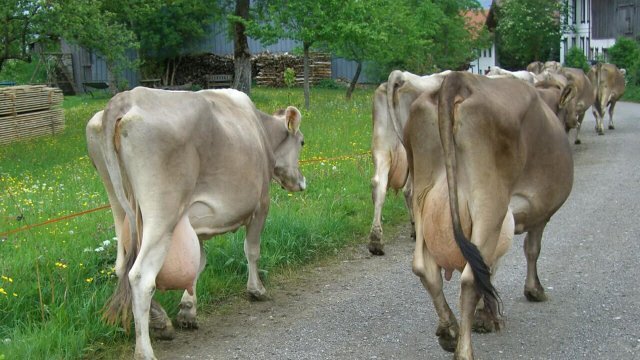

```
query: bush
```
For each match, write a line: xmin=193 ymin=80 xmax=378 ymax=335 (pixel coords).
xmin=608 ymin=37 xmax=640 ymax=70
xmin=564 ymin=46 xmax=590 ymax=73
xmin=608 ymin=37 xmax=640 ymax=85
xmin=315 ymin=78 xmax=342 ymax=89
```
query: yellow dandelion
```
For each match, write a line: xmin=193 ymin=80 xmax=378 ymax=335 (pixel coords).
xmin=1 ymin=275 xmax=12 ymax=283
xmin=12 ymin=293 xmax=17 ymax=297
xmin=85 ymin=277 xmax=94 ymax=283
xmin=0 ymin=288 xmax=7 ymax=296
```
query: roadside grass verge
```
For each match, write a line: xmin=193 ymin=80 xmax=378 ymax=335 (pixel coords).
xmin=0 ymin=87 xmax=408 ymax=358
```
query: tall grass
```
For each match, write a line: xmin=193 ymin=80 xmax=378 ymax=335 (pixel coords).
xmin=0 ymin=87 xmax=408 ymax=359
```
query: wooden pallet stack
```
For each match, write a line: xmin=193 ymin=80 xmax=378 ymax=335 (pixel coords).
xmin=0 ymin=85 xmax=65 ymax=145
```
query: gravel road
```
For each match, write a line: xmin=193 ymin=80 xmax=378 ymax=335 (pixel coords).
xmin=155 ymin=102 xmax=640 ymax=360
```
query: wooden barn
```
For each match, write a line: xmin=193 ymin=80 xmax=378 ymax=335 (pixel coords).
xmin=561 ymin=0 xmax=640 ymax=63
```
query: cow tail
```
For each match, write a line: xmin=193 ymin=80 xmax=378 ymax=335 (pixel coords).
xmin=386 ymin=70 xmax=406 ymax=143
xmin=100 ymin=92 xmax=139 ymax=331
xmin=437 ymin=72 xmax=502 ymax=318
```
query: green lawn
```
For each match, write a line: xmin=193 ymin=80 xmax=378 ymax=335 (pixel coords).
xmin=0 ymin=86 xmax=408 ymax=359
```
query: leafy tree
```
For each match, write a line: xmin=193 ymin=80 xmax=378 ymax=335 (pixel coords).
xmin=496 ymin=0 xmax=564 ymax=69
xmin=102 ymin=0 xmax=221 ymax=86
xmin=249 ymin=0 xmax=341 ymax=109
xmin=0 ymin=1 xmax=47 ymax=73
xmin=51 ymin=0 xmax=139 ymax=92
xmin=225 ymin=0 xmax=252 ymax=95
xmin=564 ymin=47 xmax=589 ymax=73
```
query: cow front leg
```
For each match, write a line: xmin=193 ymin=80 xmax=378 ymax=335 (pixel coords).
xmin=523 ymin=224 xmax=547 ymax=302
xmin=177 ymin=242 xmax=206 ymax=329
xmin=412 ymin=224 xmax=458 ymax=353
xmin=608 ymin=101 xmax=618 ymax=130
xmin=369 ymin=151 xmax=391 ymax=255
xmin=244 ymin=209 xmax=267 ymax=300
xmin=455 ymin=266 xmax=481 ymax=360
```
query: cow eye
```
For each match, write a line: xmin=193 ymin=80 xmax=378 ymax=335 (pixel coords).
xmin=301 ymin=140 xmax=305 ymax=147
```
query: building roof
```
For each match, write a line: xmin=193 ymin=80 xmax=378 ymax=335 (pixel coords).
xmin=463 ymin=9 xmax=489 ymax=38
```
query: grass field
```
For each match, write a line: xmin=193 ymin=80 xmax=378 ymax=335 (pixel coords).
xmin=0 ymin=86 xmax=408 ymax=359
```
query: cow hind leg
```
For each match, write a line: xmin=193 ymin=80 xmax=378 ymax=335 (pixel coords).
xmin=129 ymin=227 xmax=174 ymax=360
xmin=176 ymin=242 xmax=206 ymax=329
xmin=608 ymin=101 xmax=618 ymax=130
xmin=369 ymin=153 xmax=391 ymax=255
xmin=149 ymin=299 xmax=175 ymax=340
xmin=455 ymin=266 xmax=481 ymax=360
xmin=523 ymin=223 xmax=548 ymax=302
xmin=412 ymin=225 xmax=458 ymax=353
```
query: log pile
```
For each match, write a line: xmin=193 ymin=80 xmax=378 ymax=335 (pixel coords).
xmin=173 ymin=52 xmax=332 ymax=88
xmin=254 ymin=52 xmax=332 ymax=87
xmin=0 ymin=85 xmax=65 ymax=145
xmin=173 ymin=54 xmax=234 ymax=89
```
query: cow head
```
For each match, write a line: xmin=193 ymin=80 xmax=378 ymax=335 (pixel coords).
xmin=558 ymin=83 xmax=579 ymax=132
xmin=273 ymin=106 xmax=306 ymax=192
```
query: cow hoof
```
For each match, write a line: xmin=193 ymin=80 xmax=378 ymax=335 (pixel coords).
xmin=574 ymin=139 xmax=581 ymax=145
xmin=524 ymin=286 xmax=548 ymax=302
xmin=368 ymin=229 xmax=385 ymax=256
xmin=472 ymin=309 xmax=501 ymax=333
xmin=436 ymin=322 xmax=458 ymax=353
xmin=150 ymin=321 xmax=176 ymax=341
xmin=609 ymin=125 xmax=615 ymax=130
xmin=410 ymin=229 xmax=416 ymax=241
xmin=247 ymin=289 xmax=269 ymax=301
xmin=367 ymin=241 xmax=385 ymax=256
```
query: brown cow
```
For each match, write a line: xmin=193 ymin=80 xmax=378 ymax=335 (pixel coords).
xmin=587 ymin=63 xmax=626 ymax=136
xmin=87 ymin=87 xmax=306 ymax=359
xmin=405 ymin=72 xmax=573 ymax=359
xmin=527 ymin=61 xmax=545 ymax=74
xmin=560 ymin=67 xmax=596 ymax=144
xmin=369 ymin=70 xmax=450 ymax=255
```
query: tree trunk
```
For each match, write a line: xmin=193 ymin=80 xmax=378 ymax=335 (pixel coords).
xmin=346 ymin=61 xmax=362 ymax=100
xmin=232 ymin=0 xmax=251 ymax=95
xmin=303 ymin=42 xmax=311 ymax=110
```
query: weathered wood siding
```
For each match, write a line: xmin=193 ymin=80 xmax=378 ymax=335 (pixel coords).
xmin=592 ymin=0 xmax=640 ymax=40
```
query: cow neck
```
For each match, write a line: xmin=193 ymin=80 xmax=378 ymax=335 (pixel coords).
xmin=260 ymin=112 xmax=289 ymax=154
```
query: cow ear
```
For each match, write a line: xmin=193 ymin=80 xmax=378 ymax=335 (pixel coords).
xmin=285 ymin=106 xmax=301 ymax=134
xmin=559 ymin=84 xmax=576 ymax=109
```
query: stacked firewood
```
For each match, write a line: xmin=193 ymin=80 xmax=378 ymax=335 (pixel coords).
xmin=0 ymin=85 xmax=64 ymax=145
xmin=173 ymin=52 xmax=332 ymax=88
xmin=173 ymin=53 xmax=235 ymax=88
xmin=254 ymin=52 xmax=331 ymax=87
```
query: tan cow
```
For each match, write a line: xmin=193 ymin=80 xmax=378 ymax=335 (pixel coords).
xmin=86 ymin=87 xmax=306 ymax=359
xmin=587 ymin=63 xmax=626 ymax=136
xmin=405 ymin=72 xmax=573 ymax=359
xmin=527 ymin=61 xmax=545 ymax=74
xmin=560 ymin=67 xmax=595 ymax=144
xmin=369 ymin=70 xmax=450 ymax=255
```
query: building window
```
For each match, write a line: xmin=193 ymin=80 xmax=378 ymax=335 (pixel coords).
xmin=572 ymin=0 xmax=577 ymax=25
xmin=571 ymin=36 xmax=576 ymax=48
xmin=587 ymin=0 xmax=590 ymax=23
xmin=581 ymin=0 xmax=586 ymax=23
xmin=580 ymin=36 xmax=585 ymax=50
xmin=489 ymin=46 xmax=492 ymax=57
xmin=587 ymin=37 xmax=590 ymax=58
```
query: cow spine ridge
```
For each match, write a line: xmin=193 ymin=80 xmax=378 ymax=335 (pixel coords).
xmin=386 ymin=70 xmax=405 ymax=144
xmin=437 ymin=72 xmax=501 ymax=317
xmin=100 ymin=91 xmax=138 ymax=329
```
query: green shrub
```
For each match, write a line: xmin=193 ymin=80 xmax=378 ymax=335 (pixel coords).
xmin=564 ymin=46 xmax=590 ymax=73
xmin=315 ymin=78 xmax=342 ymax=89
